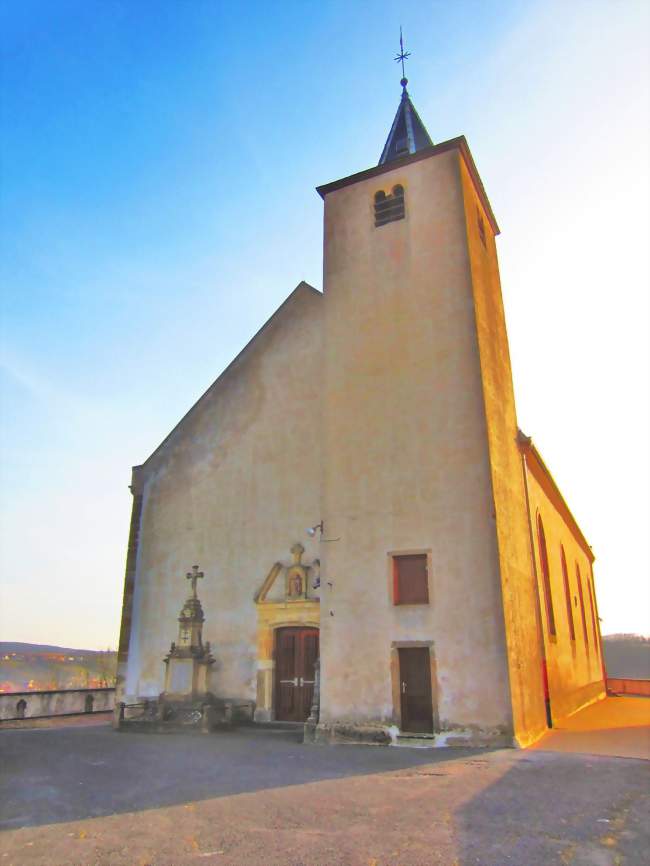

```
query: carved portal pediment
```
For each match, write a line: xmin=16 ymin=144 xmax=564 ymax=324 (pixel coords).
xmin=255 ymin=544 xmax=320 ymax=604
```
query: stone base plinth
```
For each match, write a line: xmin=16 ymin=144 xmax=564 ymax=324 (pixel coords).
xmin=116 ymin=695 xmax=255 ymax=734
xmin=306 ymin=721 xmax=514 ymax=749
xmin=309 ymin=722 xmax=392 ymax=746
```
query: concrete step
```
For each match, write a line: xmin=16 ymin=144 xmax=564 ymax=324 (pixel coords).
xmin=394 ymin=732 xmax=437 ymax=748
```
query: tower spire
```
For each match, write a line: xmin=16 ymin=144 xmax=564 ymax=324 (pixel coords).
xmin=378 ymin=30 xmax=433 ymax=166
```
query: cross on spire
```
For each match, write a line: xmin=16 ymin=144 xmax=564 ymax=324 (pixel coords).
xmin=378 ymin=29 xmax=433 ymax=166
xmin=186 ymin=565 xmax=204 ymax=598
xmin=394 ymin=26 xmax=411 ymax=88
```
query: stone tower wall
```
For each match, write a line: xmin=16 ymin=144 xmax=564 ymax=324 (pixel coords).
xmin=318 ymin=146 xmax=514 ymax=740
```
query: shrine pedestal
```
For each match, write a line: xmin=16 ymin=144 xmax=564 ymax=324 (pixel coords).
xmin=117 ymin=564 xmax=255 ymax=733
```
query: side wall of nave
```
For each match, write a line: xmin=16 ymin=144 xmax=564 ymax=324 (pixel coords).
xmin=523 ymin=447 xmax=606 ymax=722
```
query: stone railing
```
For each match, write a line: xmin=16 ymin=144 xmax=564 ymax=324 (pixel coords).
xmin=0 ymin=687 xmax=115 ymax=721
xmin=606 ymin=678 xmax=650 ymax=698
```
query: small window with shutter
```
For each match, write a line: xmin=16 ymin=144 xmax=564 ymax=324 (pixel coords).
xmin=374 ymin=185 xmax=405 ymax=227
xmin=393 ymin=553 xmax=429 ymax=605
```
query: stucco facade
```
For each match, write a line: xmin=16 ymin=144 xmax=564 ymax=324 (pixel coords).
xmin=116 ymin=109 xmax=605 ymax=747
xmin=318 ymin=146 xmax=512 ymax=742
xmin=117 ymin=285 xmax=323 ymax=706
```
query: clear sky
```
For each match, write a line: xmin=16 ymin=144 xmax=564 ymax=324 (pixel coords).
xmin=1 ymin=0 xmax=648 ymax=649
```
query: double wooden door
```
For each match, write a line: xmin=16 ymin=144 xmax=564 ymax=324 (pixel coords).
xmin=399 ymin=647 xmax=434 ymax=733
xmin=275 ymin=627 xmax=319 ymax=722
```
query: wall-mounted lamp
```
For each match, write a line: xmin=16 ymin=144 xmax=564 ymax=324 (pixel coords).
xmin=306 ymin=521 xmax=324 ymax=537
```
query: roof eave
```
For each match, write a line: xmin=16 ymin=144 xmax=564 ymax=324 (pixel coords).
xmin=137 ymin=282 xmax=322 ymax=473
xmin=316 ymin=135 xmax=500 ymax=236
xmin=518 ymin=429 xmax=595 ymax=563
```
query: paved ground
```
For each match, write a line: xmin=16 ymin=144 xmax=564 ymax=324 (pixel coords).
xmin=0 ymin=723 xmax=478 ymax=829
xmin=533 ymin=696 xmax=650 ymax=760
xmin=1 ymin=720 xmax=649 ymax=866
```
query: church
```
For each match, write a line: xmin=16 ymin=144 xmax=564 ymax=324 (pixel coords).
xmin=115 ymin=67 xmax=606 ymax=748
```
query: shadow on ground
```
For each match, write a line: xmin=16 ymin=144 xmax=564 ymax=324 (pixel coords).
xmin=456 ymin=751 xmax=650 ymax=865
xmin=0 ymin=723 xmax=488 ymax=829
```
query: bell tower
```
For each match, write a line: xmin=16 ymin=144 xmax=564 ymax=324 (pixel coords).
xmin=315 ymin=44 xmax=546 ymax=745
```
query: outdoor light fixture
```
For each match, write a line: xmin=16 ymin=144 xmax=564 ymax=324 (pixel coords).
xmin=306 ymin=521 xmax=324 ymax=537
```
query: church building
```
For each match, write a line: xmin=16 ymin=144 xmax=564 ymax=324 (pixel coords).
xmin=115 ymin=69 xmax=606 ymax=748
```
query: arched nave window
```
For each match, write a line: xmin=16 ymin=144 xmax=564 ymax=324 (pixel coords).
xmin=537 ymin=515 xmax=556 ymax=637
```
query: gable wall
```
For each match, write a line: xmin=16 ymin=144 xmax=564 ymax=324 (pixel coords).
xmin=123 ymin=287 xmax=323 ymax=700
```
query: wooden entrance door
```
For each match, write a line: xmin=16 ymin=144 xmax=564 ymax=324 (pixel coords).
xmin=275 ymin=627 xmax=319 ymax=722
xmin=399 ymin=647 xmax=434 ymax=733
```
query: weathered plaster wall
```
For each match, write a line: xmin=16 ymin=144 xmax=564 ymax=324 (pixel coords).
xmin=458 ymin=158 xmax=549 ymax=747
xmin=0 ymin=688 xmax=114 ymax=721
xmin=123 ymin=284 xmax=323 ymax=702
xmin=524 ymin=455 xmax=606 ymax=721
xmin=319 ymin=147 xmax=513 ymax=737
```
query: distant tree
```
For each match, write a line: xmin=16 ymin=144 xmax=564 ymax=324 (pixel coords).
xmin=47 ymin=670 xmax=63 ymax=690
xmin=96 ymin=647 xmax=117 ymax=687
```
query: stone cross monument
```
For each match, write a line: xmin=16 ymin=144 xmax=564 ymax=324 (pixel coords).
xmin=162 ymin=564 xmax=215 ymax=704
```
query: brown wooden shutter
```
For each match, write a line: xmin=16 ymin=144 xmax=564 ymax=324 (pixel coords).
xmin=394 ymin=554 xmax=429 ymax=604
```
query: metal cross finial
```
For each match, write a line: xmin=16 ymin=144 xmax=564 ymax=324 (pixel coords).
xmin=394 ymin=26 xmax=411 ymax=87
xmin=186 ymin=564 xmax=204 ymax=598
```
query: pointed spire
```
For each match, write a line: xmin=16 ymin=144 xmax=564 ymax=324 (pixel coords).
xmin=378 ymin=31 xmax=433 ymax=166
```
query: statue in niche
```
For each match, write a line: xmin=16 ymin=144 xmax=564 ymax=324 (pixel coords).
xmin=255 ymin=545 xmax=320 ymax=605
xmin=286 ymin=543 xmax=308 ymax=600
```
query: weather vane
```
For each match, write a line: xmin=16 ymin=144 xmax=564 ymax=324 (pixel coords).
xmin=394 ymin=26 xmax=411 ymax=88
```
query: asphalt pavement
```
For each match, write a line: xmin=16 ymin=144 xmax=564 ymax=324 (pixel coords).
xmin=0 ymin=722 xmax=475 ymax=829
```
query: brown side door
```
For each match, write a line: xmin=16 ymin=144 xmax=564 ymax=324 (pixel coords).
xmin=275 ymin=627 xmax=319 ymax=722
xmin=399 ymin=647 xmax=434 ymax=733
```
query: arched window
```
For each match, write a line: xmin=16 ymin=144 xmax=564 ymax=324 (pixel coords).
xmin=374 ymin=186 xmax=405 ymax=227
xmin=561 ymin=546 xmax=575 ymax=642
xmin=586 ymin=579 xmax=599 ymax=657
xmin=85 ymin=694 xmax=94 ymax=713
xmin=576 ymin=563 xmax=589 ymax=650
xmin=476 ymin=206 xmax=487 ymax=248
xmin=16 ymin=698 xmax=27 ymax=719
xmin=537 ymin=516 xmax=556 ymax=636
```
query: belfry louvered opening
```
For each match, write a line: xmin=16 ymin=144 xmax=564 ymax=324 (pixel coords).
xmin=374 ymin=185 xmax=405 ymax=227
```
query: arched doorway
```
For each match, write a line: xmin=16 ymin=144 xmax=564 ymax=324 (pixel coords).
xmin=254 ymin=545 xmax=320 ymax=722
xmin=274 ymin=627 xmax=319 ymax=722
xmin=84 ymin=694 xmax=94 ymax=713
xmin=16 ymin=698 xmax=27 ymax=719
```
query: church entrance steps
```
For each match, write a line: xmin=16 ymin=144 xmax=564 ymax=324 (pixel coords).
xmin=394 ymin=732 xmax=437 ymax=748
xmin=393 ymin=730 xmax=513 ymax=748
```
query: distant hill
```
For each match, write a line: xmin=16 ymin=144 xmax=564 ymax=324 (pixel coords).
xmin=602 ymin=634 xmax=650 ymax=679
xmin=0 ymin=642 xmax=117 ymax=693
xmin=0 ymin=642 xmax=106 ymax=656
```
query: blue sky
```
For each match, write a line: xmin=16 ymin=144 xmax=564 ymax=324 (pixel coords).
xmin=1 ymin=0 xmax=648 ymax=648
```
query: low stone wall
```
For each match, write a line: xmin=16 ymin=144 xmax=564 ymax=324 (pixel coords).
xmin=0 ymin=688 xmax=115 ymax=721
xmin=607 ymin=678 xmax=650 ymax=698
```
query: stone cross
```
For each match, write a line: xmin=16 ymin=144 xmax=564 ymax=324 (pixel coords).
xmin=186 ymin=565 xmax=204 ymax=599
